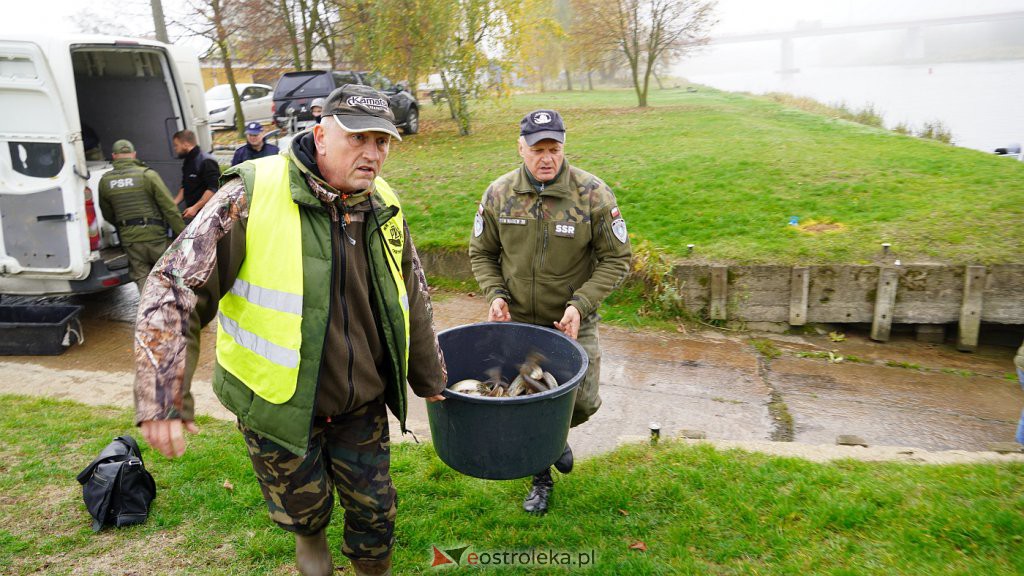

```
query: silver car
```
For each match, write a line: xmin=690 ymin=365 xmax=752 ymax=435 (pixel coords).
xmin=206 ymin=83 xmax=274 ymax=129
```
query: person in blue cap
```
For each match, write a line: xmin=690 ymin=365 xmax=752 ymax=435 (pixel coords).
xmin=231 ymin=121 xmax=280 ymax=166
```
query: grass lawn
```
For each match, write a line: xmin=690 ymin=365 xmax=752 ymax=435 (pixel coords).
xmin=3 ymin=394 xmax=1022 ymax=574
xmin=383 ymin=88 xmax=1024 ymax=265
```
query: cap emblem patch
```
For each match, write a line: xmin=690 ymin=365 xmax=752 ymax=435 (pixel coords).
xmin=346 ymin=96 xmax=389 ymax=112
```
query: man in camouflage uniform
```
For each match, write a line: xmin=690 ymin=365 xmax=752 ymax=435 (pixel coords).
xmin=134 ymin=85 xmax=446 ymax=576
xmin=97 ymin=139 xmax=184 ymax=293
xmin=469 ymin=109 xmax=632 ymax=514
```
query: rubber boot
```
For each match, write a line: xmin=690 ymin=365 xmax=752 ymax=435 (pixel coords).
xmin=351 ymin=554 xmax=393 ymax=576
xmin=523 ymin=468 xmax=554 ymax=514
xmin=295 ymin=530 xmax=332 ymax=576
xmin=553 ymin=443 xmax=574 ymax=474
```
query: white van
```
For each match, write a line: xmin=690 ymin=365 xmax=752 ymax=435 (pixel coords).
xmin=0 ymin=34 xmax=211 ymax=296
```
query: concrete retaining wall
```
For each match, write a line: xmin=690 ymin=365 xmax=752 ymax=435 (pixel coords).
xmin=418 ymin=248 xmax=1024 ymax=348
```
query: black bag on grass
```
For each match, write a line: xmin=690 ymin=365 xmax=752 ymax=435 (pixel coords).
xmin=76 ymin=435 xmax=156 ymax=532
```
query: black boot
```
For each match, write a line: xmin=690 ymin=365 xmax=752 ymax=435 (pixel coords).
xmin=523 ymin=468 xmax=553 ymax=514
xmin=553 ymin=443 xmax=573 ymax=474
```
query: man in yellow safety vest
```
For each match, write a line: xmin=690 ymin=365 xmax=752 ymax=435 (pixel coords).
xmin=133 ymin=84 xmax=445 ymax=576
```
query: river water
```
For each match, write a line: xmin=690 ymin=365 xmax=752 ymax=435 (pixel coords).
xmin=680 ymin=59 xmax=1024 ymax=153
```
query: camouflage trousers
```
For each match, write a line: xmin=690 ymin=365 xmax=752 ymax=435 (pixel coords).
xmin=123 ymin=238 xmax=170 ymax=294
xmin=570 ymin=318 xmax=602 ymax=428
xmin=239 ymin=399 xmax=396 ymax=562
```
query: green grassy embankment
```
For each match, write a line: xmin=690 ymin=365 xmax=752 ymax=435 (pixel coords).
xmin=387 ymin=88 xmax=1024 ymax=266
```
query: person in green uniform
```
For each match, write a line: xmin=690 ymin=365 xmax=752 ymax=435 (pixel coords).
xmin=469 ymin=109 xmax=632 ymax=514
xmin=97 ymin=139 xmax=185 ymax=293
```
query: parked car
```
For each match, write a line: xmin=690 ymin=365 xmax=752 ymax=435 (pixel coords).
xmin=0 ymin=33 xmax=210 ymax=296
xmin=272 ymin=70 xmax=419 ymax=135
xmin=206 ymin=83 xmax=274 ymax=129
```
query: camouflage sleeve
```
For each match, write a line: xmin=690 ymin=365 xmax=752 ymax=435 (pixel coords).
xmin=468 ymin=185 xmax=511 ymax=304
xmin=133 ymin=178 xmax=248 ymax=425
xmin=404 ymin=221 xmax=447 ymax=397
xmin=570 ymin=179 xmax=632 ymax=318
xmin=146 ymin=169 xmax=186 ymax=235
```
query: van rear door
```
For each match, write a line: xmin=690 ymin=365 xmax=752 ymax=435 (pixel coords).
xmin=0 ymin=39 xmax=87 ymax=281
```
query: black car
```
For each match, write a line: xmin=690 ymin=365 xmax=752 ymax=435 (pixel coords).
xmin=272 ymin=70 xmax=419 ymax=134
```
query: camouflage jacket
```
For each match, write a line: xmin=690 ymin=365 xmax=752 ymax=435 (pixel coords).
xmin=469 ymin=162 xmax=632 ymax=326
xmin=133 ymin=138 xmax=446 ymax=426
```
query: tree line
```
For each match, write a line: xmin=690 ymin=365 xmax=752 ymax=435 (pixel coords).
xmin=172 ymin=0 xmax=716 ymax=136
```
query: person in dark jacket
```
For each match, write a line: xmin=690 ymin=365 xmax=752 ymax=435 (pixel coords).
xmin=134 ymin=85 xmax=446 ymax=576
xmin=171 ymin=129 xmax=220 ymax=221
xmin=231 ymin=121 xmax=279 ymax=166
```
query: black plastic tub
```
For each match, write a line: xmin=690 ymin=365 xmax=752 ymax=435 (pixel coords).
xmin=0 ymin=305 xmax=83 ymax=355
xmin=426 ymin=322 xmax=588 ymax=480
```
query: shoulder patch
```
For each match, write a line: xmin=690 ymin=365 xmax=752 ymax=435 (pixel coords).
xmin=611 ymin=218 xmax=628 ymax=244
xmin=610 ymin=206 xmax=621 ymax=219
xmin=473 ymin=213 xmax=484 ymax=237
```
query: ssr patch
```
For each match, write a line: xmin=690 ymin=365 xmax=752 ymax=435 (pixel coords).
xmin=554 ymin=222 xmax=575 ymax=238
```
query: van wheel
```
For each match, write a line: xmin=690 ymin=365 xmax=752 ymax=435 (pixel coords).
xmin=403 ymin=107 xmax=419 ymax=135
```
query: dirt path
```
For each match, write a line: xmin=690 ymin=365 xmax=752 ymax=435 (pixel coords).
xmin=1 ymin=285 xmax=1021 ymax=464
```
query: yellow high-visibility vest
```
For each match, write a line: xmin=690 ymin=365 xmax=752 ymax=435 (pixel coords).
xmin=215 ymin=155 xmax=409 ymax=404
xmin=216 ymin=156 xmax=304 ymax=403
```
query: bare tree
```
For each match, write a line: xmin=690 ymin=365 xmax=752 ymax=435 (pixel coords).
xmin=274 ymin=0 xmax=304 ymax=69
xmin=151 ymin=0 xmax=170 ymax=42
xmin=176 ymin=0 xmax=253 ymax=135
xmin=574 ymin=0 xmax=715 ymax=107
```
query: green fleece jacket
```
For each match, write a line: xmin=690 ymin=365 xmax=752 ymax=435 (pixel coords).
xmin=469 ymin=162 xmax=632 ymax=326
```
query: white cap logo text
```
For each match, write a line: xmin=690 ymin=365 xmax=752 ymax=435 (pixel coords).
xmin=346 ymin=96 xmax=389 ymax=113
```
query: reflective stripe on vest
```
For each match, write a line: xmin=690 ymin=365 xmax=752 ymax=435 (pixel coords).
xmin=216 ymin=156 xmax=304 ymax=404
xmin=373 ymin=179 xmax=411 ymax=365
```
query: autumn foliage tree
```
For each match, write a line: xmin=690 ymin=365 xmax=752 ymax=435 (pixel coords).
xmin=338 ymin=0 xmax=521 ymax=136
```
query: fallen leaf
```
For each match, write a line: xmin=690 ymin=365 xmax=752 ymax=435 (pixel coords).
xmin=629 ymin=541 xmax=647 ymax=552
xmin=467 ymin=292 xmax=475 ymax=298
xmin=618 ymin=509 xmax=629 ymax=516
xmin=222 ymin=479 xmax=234 ymax=491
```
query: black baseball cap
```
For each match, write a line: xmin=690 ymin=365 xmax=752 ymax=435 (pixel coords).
xmin=520 ymin=109 xmax=565 ymax=145
xmin=322 ymin=84 xmax=402 ymax=141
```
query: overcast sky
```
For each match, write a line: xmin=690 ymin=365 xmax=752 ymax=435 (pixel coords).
xmin=1 ymin=0 xmax=1021 ymax=53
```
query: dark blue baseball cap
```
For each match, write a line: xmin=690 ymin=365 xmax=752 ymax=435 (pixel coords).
xmin=245 ymin=121 xmax=263 ymax=135
xmin=520 ymin=109 xmax=565 ymax=145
